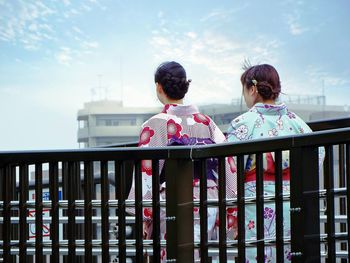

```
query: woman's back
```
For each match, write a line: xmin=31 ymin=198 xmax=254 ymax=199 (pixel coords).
xmin=226 ymin=63 xmax=321 ymax=262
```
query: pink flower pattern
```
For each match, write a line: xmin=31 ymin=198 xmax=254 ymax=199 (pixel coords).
xmin=141 ymin=160 xmax=152 ymax=175
xmin=139 ymin=127 xmax=155 ymax=146
xmin=167 ymin=119 xmax=182 ymax=139
xmin=162 ymin=104 xmax=178 ymax=113
xmin=227 ymin=157 xmax=237 ymax=173
xmin=193 ymin=113 xmax=211 ymax=126
xmin=248 ymin=220 xmax=255 ymax=230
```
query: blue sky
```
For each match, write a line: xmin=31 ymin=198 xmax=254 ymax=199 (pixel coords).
xmin=0 ymin=0 xmax=349 ymax=150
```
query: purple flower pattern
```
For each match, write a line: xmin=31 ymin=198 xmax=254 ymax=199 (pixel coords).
xmin=264 ymin=207 xmax=274 ymax=220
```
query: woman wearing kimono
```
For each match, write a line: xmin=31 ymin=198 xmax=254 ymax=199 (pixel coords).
xmin=227 ymin=64 xmax=323 ymax=262
xmin=128 ymin=61 xmax=237 ymax=261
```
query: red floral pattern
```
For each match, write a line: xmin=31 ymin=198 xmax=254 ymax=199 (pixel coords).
xmin=193 ymin=113 xmax=211 ymax=126
xmin=227 ymin=157 xmax=237 ymax=173
xmin=141 ymin=160 xmax=152 ymax=175
xmin=167 ymin=119 xmax=182 ymax=139
xmin=139 ymin=127 xmax=155 ymax=146
xmin=248 ymin=220 xmax=255 ymax=230
xmin=162 ymin=104 xmax=178 ymax=113
xmin=227 ymin=207 xmax=237 ymax=229
xmin=144 ymin=208 xmax=152 ymax=218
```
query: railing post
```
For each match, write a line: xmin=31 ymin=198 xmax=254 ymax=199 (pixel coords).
xmin=166 ymin=159 xmax=194 ymax=262
xmin=290 ymin=146 xmax=320 ymax=262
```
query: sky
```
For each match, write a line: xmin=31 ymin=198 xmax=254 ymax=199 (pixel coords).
xmin=0 ymin=0 xmax=349 ymax=150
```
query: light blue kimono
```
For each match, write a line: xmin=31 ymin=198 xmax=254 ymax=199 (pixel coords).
xmin=227 ymin=103 xmax=320 ymax=262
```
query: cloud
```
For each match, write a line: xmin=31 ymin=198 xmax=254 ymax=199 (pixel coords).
xmin=63 ymin=0 xmax=71 ymax=6
xmin=150 ymin=29 xmax=282 ymax=76
xmin=149 ymin=22 xmax=283 ymax=104
xmin=200 ymin=5 xmax=249 ymax=22
xmin=0 ymin=1 xmax=100 ymax=61
xmin=306 ymin=65 xmax=350 ymax=86
xmin=56 ymin=47 xmax=73 ymax=65
xmin=286 ymin=10 xmax=309 ymax=35
xmin=0 ymin=1 xmax=55 ymax=47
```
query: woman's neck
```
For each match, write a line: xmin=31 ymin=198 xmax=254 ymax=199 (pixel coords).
xmin=163 ymin=98 xmax=183 ymax=105
xmin=257 ymin=99 xmax=276 ymax=105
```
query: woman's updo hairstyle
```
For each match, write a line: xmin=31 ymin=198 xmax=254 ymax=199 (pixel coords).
xmin=241 ymin=64 xmax=281 ymax=100
xmin=154 ymin=61 xmax=191 ymax=100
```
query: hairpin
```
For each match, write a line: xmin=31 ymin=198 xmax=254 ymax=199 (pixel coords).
xmin=252 ymin=79 xmax=258 ymax=86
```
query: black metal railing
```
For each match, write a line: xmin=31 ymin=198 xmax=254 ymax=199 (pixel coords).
xmin=0 ymin=117 xmax=349 ymax=262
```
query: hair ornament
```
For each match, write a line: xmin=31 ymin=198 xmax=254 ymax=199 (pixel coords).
xmin=251 ymin=79 xmax=258 ymax=86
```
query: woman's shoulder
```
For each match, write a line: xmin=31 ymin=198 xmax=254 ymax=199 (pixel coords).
xmin=227 ymin=111 xmax=260 ymax=141
xmin=231 ymin=110 xmax=260 ymax=127
xmin=281 ymin=109 xmax=313 ymax=132
xmin=143 ymin=112 xmax=171 ymax=125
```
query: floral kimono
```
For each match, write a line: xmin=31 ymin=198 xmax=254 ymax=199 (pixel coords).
xmin=227 ymin=103 xmax=324 ymax=262
xmin=128 ymin=104 xmax=237 ymax=261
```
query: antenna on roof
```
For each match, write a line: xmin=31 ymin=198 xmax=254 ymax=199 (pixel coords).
xmin=120 ymin=57 xmax=123 ymax=103
xmin=93 ymin=74 xmax=109 ymax=101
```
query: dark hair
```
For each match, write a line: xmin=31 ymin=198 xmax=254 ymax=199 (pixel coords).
xmin=240 ymin=64 xmax=281 ymax=100
xmin=154 ymin=61 xmax=191 ymax=100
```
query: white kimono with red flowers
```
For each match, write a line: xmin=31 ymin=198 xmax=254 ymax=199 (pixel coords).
xmin=128 ymin=104 xmax=237 ymax=261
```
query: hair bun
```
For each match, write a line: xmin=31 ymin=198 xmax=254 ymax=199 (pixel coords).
xmin=154 ymin=61 xmax=189 ymax=100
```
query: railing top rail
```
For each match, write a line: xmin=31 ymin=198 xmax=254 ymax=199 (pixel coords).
xmin=307 ymin=116 xmax=350 ymax=131
xmin=0 ymin=127 xmax=350 ymax=166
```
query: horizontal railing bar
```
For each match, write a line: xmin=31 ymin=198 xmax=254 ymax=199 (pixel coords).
xmin=308 ymin=117 xmax=350 ymax=131
xmin=1 ymin=233 xmax=348 ymax=248
xmin=2 ymin=187 xmax=348 ymax=209
xmin=319 ymin=187 xmax=347 ymax=197
xmin=1 ymin=214 xmax=347 ymax=225
xmin=1 ymin=249 xmax=347 ymax=259
xmin=1 ymin=127 xmax=350 ymax=164
xmin=0 ymin=246 xmax=347 ymax=258
xmin=320 ymin=215 xmax=348 ymax=223
xmin=0 ymin=216 xmax=135 ymax=224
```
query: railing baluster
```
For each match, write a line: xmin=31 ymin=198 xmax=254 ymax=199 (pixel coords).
xmin=274 ymin=151 xmax=284 ymax=262
xmin=49 ymin=162 xmax=59 ymax=263
xmin=101 ymin=160 xmax=110 ymax=263
xmin=152 ymin=159 xmax=161 ymax=263
xmin=0 ymin=167 xmax=3 ymax=255
xmin=67 ymin=162 xmax=76 ymax=261
xmin=116 ymin=161 xmax=126 ymax=263
xmin=255 ymin=153 xmax=264 ymax=262
xmin=346 ymin=143 xmax=350 ymax=260
xmin=3 ymin=165 xmax=12 ymax=262
xmin=84 ymin=161 xmax=93 ymax=263
xmin=165 ymin=158 xmax=194 ymax=262
xmin=218 ymin=157 xmax=227 ymax=262
xmin=325 ymin=146 xmax=336 ymax=261
xmin=199 ymin=159 xmax=208 ymax=262
xmin=35 ymin=163 xmax=43 ymax=263
xmin=290 ymin=146 xmax=320 ymax=262
xmin=11 ymin=165 xmax=18 ymax=252
xmin=237 ymin=155 xmax=246 ymax=263
xmin=338 ymin=144 xmax=347 ymax=256
xmin=19 ymin=164 xmax=29 ymax=262
xmin=134 ymin=160 xmax=144 ymax=262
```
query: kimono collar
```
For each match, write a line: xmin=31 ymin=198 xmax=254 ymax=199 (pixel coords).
xmin=250 ymin=103 xmax=288 ymax=115
xmin=162 ymin=104 xmax=200 ymax=116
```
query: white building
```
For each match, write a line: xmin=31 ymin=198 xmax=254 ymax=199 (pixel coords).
xmin=77 ymin=100 xmax=161 ymax=147
xmin=77 ymin=96 xmax=349 ymax=147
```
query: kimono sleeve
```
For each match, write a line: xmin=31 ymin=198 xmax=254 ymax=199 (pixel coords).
xmin=208 ymin=118 xmax=226 ymax=143
xmin=138 ymin=117 xmax=168 ymax=148
xmin=127 ymin=116 xmax=168 ymax=220
xmin=295 ymin=115 xmax=325 ymax=168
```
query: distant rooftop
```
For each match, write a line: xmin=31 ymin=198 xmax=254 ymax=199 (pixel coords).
xmin=231 ymin=94 xmax=326 ymax=106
